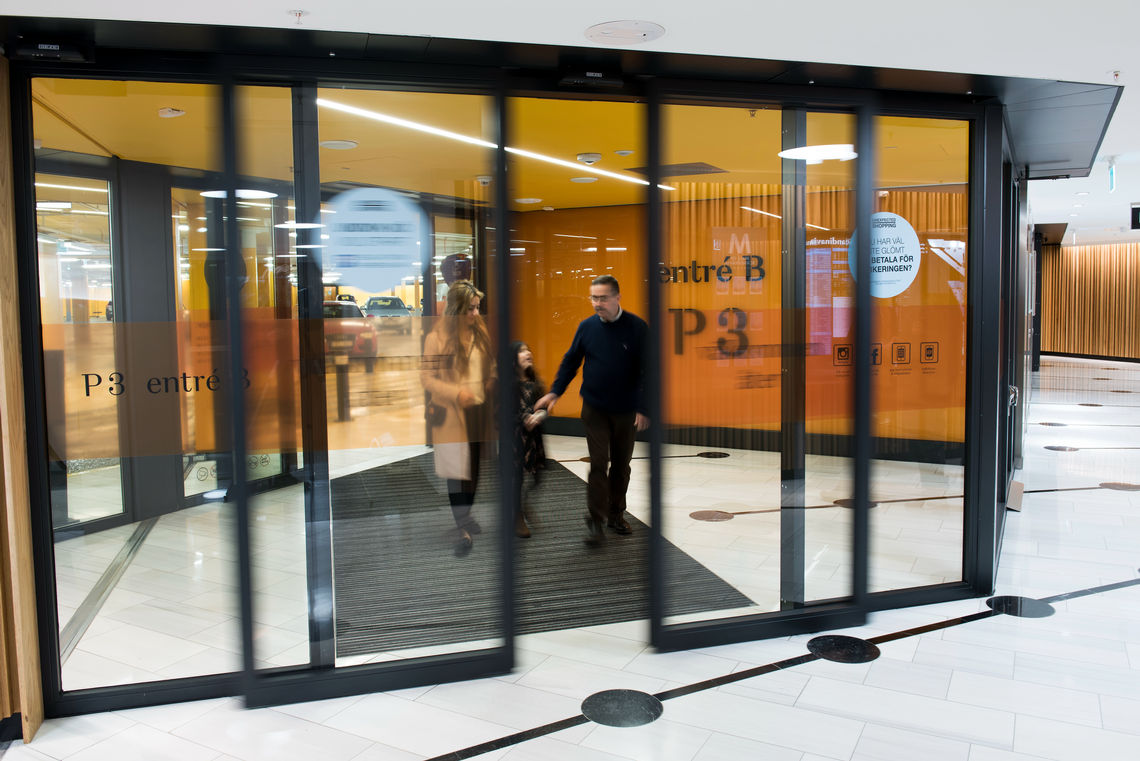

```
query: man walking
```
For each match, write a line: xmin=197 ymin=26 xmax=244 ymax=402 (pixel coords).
xmin=536 ymin=275 xmax=649 ymax=545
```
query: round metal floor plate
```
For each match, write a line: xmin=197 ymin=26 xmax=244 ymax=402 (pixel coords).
xmin=1045 ymin=446 xmax=1079 ymax=452
xmin=807 ymin=635 xmax=881 ymax=663
xmin=1039 ymin=422 xmax=1066 ymax=427
xmin=986 ymin=595 xmax=1055 ymax=618
xmin=581 ymin=689 xmax=664 ymax=727
xmin=690 ymin=510 xmax=735 ymax=522
xmin=697 ymin=451 xmax=730 ymax=458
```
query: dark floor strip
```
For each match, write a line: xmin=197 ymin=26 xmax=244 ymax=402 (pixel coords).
xmin=427 ymin=573 xmax=1140 ymax=760
xmin=1038 ymin=576 xmax=1140 ymax=604
xmin=59 ymin=518 xmax=158 ymax=664
xmin=1024 ymin=486 xmax=1105 ymax=494
xmin=866 ymin=610 xmax=998 ymax=644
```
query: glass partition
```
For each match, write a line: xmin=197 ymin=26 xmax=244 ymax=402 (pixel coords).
xmin=867 ymin=116 xmax=969 ymax=592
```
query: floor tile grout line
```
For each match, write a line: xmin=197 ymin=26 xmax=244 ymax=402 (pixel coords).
xmin=421 ymin=715 xmax=591 ymax=761
xmin=423 ymin=575 xmax=1139 ymax=761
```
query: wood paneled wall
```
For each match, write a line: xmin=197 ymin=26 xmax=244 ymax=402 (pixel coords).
xmin=1041 ymin=242 xmax=1140 ymax=360
xmin=0 ymin=55 xmax=44 ymax=743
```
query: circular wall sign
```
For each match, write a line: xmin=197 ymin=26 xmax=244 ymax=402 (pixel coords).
xmin=848 ymin=212 xmax=922 ymax=298
xmin=324 ymin=187 xmax=427 ymax=293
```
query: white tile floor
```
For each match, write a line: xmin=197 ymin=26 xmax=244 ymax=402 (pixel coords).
xmin=6 ymin=355 xmax=1140 ymax=760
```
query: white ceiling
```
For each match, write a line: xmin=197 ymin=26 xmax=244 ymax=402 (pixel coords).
xmin=7 ymin=1 xmax=1140 ymax=244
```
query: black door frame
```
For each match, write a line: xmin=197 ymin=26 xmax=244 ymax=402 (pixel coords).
xmin=10 ymin=44 xmax=1008 ymax=717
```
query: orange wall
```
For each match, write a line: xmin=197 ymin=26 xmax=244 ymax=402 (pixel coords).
xmin=510 ymin=186 xmax=968 ymax=443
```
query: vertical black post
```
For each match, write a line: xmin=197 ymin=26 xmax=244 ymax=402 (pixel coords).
xmin=779 ymin=107 xmax=807 ymax=610
xmin=292 ymin=83 xmax=336 ymax=668
xmin=852 ymin=102 xmax=875 ymax=610
xmin=493 ymin=76 xmax=516 ymax=662
xmin=1031 ymin=230 xmax=1043 ymax=371
xmin=646 ymin=80 xmax=665 ymax=642
xmin=965 ymin=104 xmax=1005 ymax=594
xmin=220 ymin=75 xmax=256 ymax=685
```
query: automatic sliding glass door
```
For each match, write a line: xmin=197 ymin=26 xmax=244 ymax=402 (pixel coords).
xmin=655 ymin=101 xmax=868 ymax=645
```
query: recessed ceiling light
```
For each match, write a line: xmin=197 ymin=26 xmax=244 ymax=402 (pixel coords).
xmin=571 ymin=177 xmax=599 ymax=183
xmin=1076 ymin=191 xmax=1090 ymax=196
xmin=515 ymin=198 xmax=543 ymax=204
xmin=274 ymin=221 xmax=325 ymax=229
xmin=585 ymin=20 xmax=665 ymax=46
xmin=542 ymin=206 xmax=554 ymax=211
xmin=200 ymin=189 xmax=279 ymax=199
xmin=158 ymin=107 xmax=185 ymax=118
xmin=319 ymin=139 xmax=358 ymax=150
xmin=614 ymin=149 xmax=634 ymax=157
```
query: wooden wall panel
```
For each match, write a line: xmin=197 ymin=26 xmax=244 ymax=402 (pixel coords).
xmin=1041 ymin=242 xmax=1140 ymax=360
xmin=0 ymin=55 xmax=44 ymax=742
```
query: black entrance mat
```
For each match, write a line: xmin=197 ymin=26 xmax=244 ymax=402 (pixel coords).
xmin=330 ymin=453 xmax=753 ymax=657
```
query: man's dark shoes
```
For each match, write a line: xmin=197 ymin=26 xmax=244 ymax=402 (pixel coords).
xmin=584 ymin=517 xmax=605 ymax=546
xmin=607 ymin=517 xmax=633 ymax=535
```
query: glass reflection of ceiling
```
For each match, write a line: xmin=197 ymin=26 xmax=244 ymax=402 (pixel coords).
xmin=31 ymin=78 xmax=969 ymax=215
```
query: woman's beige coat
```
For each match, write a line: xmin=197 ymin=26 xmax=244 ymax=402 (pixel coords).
xmin=421 ymin=327 xmax=495 ymax=480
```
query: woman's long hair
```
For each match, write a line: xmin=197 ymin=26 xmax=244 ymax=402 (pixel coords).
xmin=438 ymin=279 xmax=491 ymax=375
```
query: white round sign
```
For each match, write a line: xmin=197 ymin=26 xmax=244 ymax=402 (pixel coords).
xmin=847 ymin=212 xmax=921 ymax=298
xmin=323 ymin=187 xmax=426 ymax=293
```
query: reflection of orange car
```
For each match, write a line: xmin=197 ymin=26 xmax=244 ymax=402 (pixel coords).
xmin=322 ymin=301 xmax=376 ymax=357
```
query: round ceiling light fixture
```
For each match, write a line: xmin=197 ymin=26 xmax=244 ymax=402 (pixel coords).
xmin=585 ymin=20 xmax=665 ymax=46
xmin=515 ymin=197 xmax=543 ymax=204
xmin=319 ymin=139 xmax=358 ymax=150
xmin=570 ymin=177 xmax=599 ymax=183
xmin=158 ymin=107 xmax=185 ymax=118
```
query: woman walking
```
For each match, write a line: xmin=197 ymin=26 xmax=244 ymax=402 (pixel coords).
xmin=421 ymin=280 xmax=495 ymax=556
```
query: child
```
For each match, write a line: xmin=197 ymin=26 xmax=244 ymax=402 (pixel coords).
xmin=510 ymin=341 xmax=547 ymax=538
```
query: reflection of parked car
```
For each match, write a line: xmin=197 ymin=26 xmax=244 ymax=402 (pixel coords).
xmin=364 ymin=296 xmax=412 ymax=334
xmin=104 ymin=301 xmax=113 ymax=321
xmin=322 ymin=301 xmax=376 ymax=357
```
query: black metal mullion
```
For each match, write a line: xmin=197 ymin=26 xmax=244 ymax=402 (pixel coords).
xmin=779 ymin=107 xmax=807 ymax=610
xmin=493 ymin=74 xmax=517 ymax=661
xmin=964 ymin=104 xmax=1005 ymax=594
xmin=219 ymin=76 xmax=255 ymax=684
xmin=290 ymin=83 xmax=336 ymax=669
xmin=852 ymin=102 xmax=875 ymax=610
xmin=646 ymin=80 xmax=665 ymax=646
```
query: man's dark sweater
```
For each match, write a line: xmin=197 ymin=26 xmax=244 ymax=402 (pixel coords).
xmin=550 ymin=310 xmax=648 ymax=415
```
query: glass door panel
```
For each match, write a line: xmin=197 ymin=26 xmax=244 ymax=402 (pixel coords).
xmin=309 ymin=87 xmax=505 ymax=665
xmin=868 ymin=116 xmax=969 ymax=592
xmin=658 ymin=103 xmax=866 ymax=632
xmin=506 ymin=95 xmax=649 ymax=637
xmin=32 ymin=78 xmax=245 ymax=691
xmin=802 ymin=111 xmax=857 ymax=604
xmin=659 ymin=102 xmax=786 ymax=623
